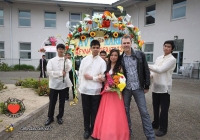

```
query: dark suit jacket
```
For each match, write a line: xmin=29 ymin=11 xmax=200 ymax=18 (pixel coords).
xmin=39 ymin=59 xmax=47 ymax=71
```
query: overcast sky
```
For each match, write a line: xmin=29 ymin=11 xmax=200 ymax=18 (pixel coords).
xmin=55 ymin=0 xmax=119 ymax=4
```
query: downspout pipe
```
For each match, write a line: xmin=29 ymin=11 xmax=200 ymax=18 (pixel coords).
xmin=133 ymin=2 xmax=139 ymax=28
xmin=6 ymin=2 xmax=13 ymax=65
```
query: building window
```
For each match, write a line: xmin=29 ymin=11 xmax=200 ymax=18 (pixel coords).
xmin=70 ymin=13 xmax=81 ymax=31
xmin=172 ymin=0 xmax=186 ymax=19
xmin=144 ymin=43 xmax=154 ymax=62
xmin=45 ymin=12 xmax=56 ymax=28
xmin=20 ymin=43 xmax=31 ymax=59
xmin=145 ymin=4 xmax=156 ymax=25
xmin=0 ymin=42 xmax=4 ymax=58
xmin=0 ymin=9 xmax=4 ymax=26
xmin=45 ymin=52 xmax=56 ymax=59
xmin=19 ymin=10 xmax=31 ymax=27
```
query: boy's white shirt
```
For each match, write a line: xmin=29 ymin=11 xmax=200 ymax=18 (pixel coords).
xmin=47 ymin=56 xmax=72 ymax=90
xmin=78 ymin=55 xmax=107 ymax=95
xmin=149 ymin=53 xmax=176 ymax=93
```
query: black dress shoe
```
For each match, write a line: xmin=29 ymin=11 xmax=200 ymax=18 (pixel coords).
xmin=84 ymin=131 xmax=90 ymax=139
xmin=45 ymin=118 xmax=54 ymax=126
xmin=57 ymin=118 xmax=63 ymax=124
xmin=155 ymin=130 xmax=167 ymax=137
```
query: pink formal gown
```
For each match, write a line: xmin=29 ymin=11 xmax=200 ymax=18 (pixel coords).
xmin=92 ymin=73 xmax=130 ymax=140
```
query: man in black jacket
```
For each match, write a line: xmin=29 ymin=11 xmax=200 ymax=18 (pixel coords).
xmin=121 ymin=35 xmax=155 ymax=140
xmin=39 ymin=55 xmax=47 ymax=78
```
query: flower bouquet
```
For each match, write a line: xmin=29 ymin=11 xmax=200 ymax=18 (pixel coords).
xmin=49 ymin=36 xmax=57 ymax=46
xmin=38 ymin=48 xmax=46 ymax=53
xmin=106 ymin=73 xmax=126 ymax=99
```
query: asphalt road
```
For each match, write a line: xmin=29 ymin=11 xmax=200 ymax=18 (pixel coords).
xmin=0 ymin=71 xmax=200 ymax=140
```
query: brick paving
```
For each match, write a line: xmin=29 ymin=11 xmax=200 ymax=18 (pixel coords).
xmin=0 ymin=71 xmax=200 ymax=140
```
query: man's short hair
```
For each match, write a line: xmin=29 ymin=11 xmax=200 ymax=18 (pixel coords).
xmin=100 ymin=50 xmax=107 ymax=55
xmin=163 ymin=40 xmax=175 ymax=50
xmin=42 ymin=55 xmax=45 ymax=57
xmin=90 ymin=40 xmax=100 ymax=48
xmin=56 ymin=43 xmax=65 ymax=49
xmin=121 ymin=35 xmax=132 ymax=44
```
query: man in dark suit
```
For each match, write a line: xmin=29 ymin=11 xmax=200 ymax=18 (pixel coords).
xmin=39 ymin=55 xmax=47 ymax=78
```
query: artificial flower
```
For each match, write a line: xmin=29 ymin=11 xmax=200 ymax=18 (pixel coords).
xmin=103 ymin=11 xmax=112 ymax=17
xmin=118 ymin=16 xmax=123 ymax=21
xmin=113 ymin=23 xmax=119 ymax=28
xmin=80 ymin=35 xmax=86 ymax=41
xmin=104 ymin=35 xmax=109 ymax=39
xmin=49 ymin=36 xmax=57 ymax=43
xmin=113 ymin=32 xmax=118 ymax=38
xmin=88 ymin=20 xmax=92 ymax=24
xmin=78 ymin=27 xmax=82 ymax=32
xmin=138 ymin=40 xmax=144 ymax=47
xmin=90 ymin=32 xmax=96 ymax=37
xmin=76 ymin=46 xmax=80 ymax=51
xmin=68 ymin=34 xmax=72 ymax=38
xmin=134 ymin=27 xmax=139 ymax=32
xmin=117 ymin=6 xmax=123 ymax=13
xmin=65 ymin=46 xmax=69 ymax=50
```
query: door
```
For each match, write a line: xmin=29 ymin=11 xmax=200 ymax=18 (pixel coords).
xmin=172 ymin=51 xmax=183 ymax=73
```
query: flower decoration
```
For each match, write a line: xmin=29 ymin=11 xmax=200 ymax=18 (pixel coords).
xmin=64 ymin=6 xmax=144 ymax=50
xmin=113 ymin=32 xmax=118 ymax=38
xmin=5 ymin=124 xmax=14 ymax=132
xmin=104 ymin=35 xmax=109 ymax=39
xmin=65 ymin=46 xmax=69 ymax=50
xmin=48 ymin=36 xmax=57 ymax=46
xmin=80 ymin=35 xmax=86 ymax=41
xmin=90 ymin=32 xmax=96 ymax=37
xmin=38 ymin=48 xmax=46 ymax=53
xmin=106 ymin=72 xmax=126 ymax=99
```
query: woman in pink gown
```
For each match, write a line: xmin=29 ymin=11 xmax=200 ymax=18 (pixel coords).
xmin=92 ymin=49 xmax=130 ymax=140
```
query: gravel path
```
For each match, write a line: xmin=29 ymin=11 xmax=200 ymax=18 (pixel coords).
xmin=0 ymin=72 xmax=200 ymax=140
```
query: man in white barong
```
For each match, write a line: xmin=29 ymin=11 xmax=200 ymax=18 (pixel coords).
xmin=45 ymin=44 xmax=72 ymax=126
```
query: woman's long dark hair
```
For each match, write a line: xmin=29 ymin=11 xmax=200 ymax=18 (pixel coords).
xmin=105 ymin=49 xmax=121 ymax=75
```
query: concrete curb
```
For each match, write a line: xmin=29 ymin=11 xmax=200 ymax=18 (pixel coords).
xmin=0 ymin=102 xmax=49 ymax=140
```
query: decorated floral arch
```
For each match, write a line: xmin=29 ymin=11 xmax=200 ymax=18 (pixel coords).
xmin=39 ymin=6 xmax=145 ymax=105
xmin=65 ymin=6 xmax=144 ymax=57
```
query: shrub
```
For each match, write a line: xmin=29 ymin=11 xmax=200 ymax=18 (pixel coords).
xmin=13 ymin=64 xmax=35 ymax=71
xmin=0 ymin=102 xmax=6 ymax=114
xmin=0 ymin=81 xmax=7 ymax=90
xmin=15 ymin=78 xmax=49 ymax=96
xmin=0 ymin=62 xmax=12 ymax=71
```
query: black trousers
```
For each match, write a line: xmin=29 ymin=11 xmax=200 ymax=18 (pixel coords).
xmin=40 ymin=69 xmax=46 ymax=78
xmin=47 ymin=88 xmax=67 ymax=119
xmin=152 ymin=92 xmax=170 ymax=132
xmin=81 ymin=94 xmax=101 ymax=133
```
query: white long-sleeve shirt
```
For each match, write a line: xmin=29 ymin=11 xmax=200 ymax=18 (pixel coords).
xmin=78 ymin=55 xmax=106 ymax=95
xmin=47 ymin=56 xmax=72 ymax=90
xmin=149 ymin=53 xmax=176 ymax=93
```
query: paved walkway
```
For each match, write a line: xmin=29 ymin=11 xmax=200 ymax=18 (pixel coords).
xmin=0 ymin=72 xmax=200 ymax=140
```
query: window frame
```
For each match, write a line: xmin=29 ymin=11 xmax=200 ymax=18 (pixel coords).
xmin=44 ymin=11 xmax=56 ymax=28
xmin=143 ymin=42 xmax=154 ymax=63
xmin=171 ymin=0 xmax=187 ymax=20
xmin=0 ymin=41 xmax=5 ymax=58
xmin=19 ymin=42 xmax=31 ymax=59
xmin=0 ymin=9 xmax=4 ymax=26
xmin=69 ymin=12 xmax=82 ymax=30
xmin=145 ymin=4 xmax=156 ymax=26
xmin=18 ymin=10 xmax=31 ymax=27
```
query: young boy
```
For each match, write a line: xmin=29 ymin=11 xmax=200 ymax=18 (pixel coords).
xmin=78 ymin=40 xmax=106 ymax=139
xmin=45 ymin=44 xmax=72 ymax=126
